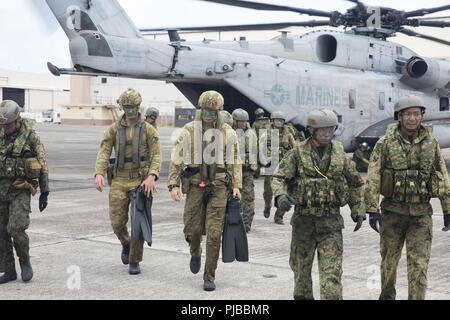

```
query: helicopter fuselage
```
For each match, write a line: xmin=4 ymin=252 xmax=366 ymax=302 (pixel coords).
xmin=45 ymin=0 xmax=450 ymax=151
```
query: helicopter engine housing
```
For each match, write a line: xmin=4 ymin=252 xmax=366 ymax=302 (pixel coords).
xmin=400 ymin=56 xmax=450 ymax=90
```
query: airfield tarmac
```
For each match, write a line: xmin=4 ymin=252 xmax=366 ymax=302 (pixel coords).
xmin=1 ymin=123 xmax=449 ymax=300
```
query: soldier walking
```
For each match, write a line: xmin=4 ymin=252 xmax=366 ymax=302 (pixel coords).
xmin=167 ymin=91 xmax=242 ymax=291
xmin=95 ymin=89 xmax=161 ymax=275
xmin=365 ymin=95 xmax=450 ymax=300
xmin=0 ymin=100 xmax=49 ymax=284
xmin=262 ymin=111 xmax=296 ymax=224
xmin=272 ymin=108 xmax=365 ymax=300
xmin=232 ymin=109 xmax=258 ymax=233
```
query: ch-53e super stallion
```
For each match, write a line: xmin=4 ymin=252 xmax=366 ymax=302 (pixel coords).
xmin=44 ymin=0 xmax=450 ymax=150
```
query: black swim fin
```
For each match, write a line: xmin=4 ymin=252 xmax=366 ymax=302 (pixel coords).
xmin=131 ymin=187 xmax=153 ymax=247
xmin=222 ymin=197 xmax=249 ymax=263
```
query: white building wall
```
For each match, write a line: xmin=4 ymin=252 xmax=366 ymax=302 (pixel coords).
xmin=28 ymin=90 xmax=53 ymax=112
xmin=90 ymin=77 xmax=192 ymax=116
xmin=0 ymin=68 xmax=70 ymax=113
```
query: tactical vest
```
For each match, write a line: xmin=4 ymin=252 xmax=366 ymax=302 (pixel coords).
xmin=380 ymin=126 xmax=446 ymax=204
xmin=115 ymin=120 xmax=149 ymax=171
xmin=0 ymin=124 xmax=33 ymax=179
xmin=292 ymin=141 xmax=349 ymax=212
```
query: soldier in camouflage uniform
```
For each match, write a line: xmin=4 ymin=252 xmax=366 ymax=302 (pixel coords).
xmin=232 ymin=109 xmax=258 ymax=233
xmin=0 ymin=100 xmax=50 ymax=284
xmin=352 ymin=142 xmax=371 ymax=173
xmin=145 ymin=107 xmax=160 ymax=129
xmin=286 ymin=122 xmax=306 ymax=143
xmin=365 ymin=95 xmax=450 ymax=300
xmin=261 ymin=111 xmax=296 ymax=224
xmin=168 ymin=91 xmax=242 ymax=292
xmin=251 ymin=108 xmax=270 ymax=181
xmin=272 ymin=108 xmax=365 ymax=300
xmin=95 ymin=89 xmax=161 ymax=275
xmin=252 ymin=108 xmax=270 ymax=139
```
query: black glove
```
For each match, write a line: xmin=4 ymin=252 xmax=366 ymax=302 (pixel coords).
xmin=369 ymin=213 xmax=382 ymax=233
xmin=352 ymin=216 xmax=364 ymax=232
xmin=277 ymin=195 xmax=295 ymax=212
xmin=443 ymin=212 xmax=450 ymax=232
xmin=39 ymin=192 xmax=49 ymax=212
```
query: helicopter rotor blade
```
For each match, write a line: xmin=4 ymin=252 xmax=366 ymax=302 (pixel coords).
xmin=403 ymin=5 xmax=450 ymax=18
xmin=140 ymin=20 xmax=332 ymax=34
xmin=398 ymin=28 xmax=450 ymax=46
xmin=346 ymin=0 xmax=365 ymax=7
xmin=197 ymin=0 xmax=335 ymax=18
xmin=405 ymin=20 xmax=450 ymax=28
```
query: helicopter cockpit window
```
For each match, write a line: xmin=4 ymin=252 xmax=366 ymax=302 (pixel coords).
xmin=349 ymin=90 xmax=356 ymax=109
xmin=440 ymin=97 xmax=449 ymax=111
xmin=379 ymin=92 xmax=385 ymax=110
xmin=316 ymin=35 xmax=337 ymax=63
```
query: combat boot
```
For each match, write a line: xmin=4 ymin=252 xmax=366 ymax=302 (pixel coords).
xmin=190 ymin=256 xmax=201 ymax=274
xmin=0 ymin=271 xmax=17 ymax=284
xmin=19 ymin=260 xmax=33 ymax=282
xmin=129 ymin=263 xmax=141 ymax=275
xmin=203 ymin=280 xmax=216 ymax=292
xmin=121 ymin=244 xmax=130 ymax=265
xmin=263 ymin=207 xmax=271 ymax=219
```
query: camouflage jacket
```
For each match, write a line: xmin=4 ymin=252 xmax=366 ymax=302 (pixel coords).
xmin=260 ymin=125 xmax=296 ymax=164
xmin=272 ymin=138 xmax=365 ymax=219
xmin=352 ymin=148 xmax=370 ymax=171
xmin=365 ymin=124 xmax=450 ymax=215
xmin=252 ymin=117 xmax=271 ymax=138
xmin=286 ymin=123 xmax=306 ymax=142
xmin=167 ymin=119 xmax=242 ymax=189
xmin=95 ymin=117 xmax=161 ymax=179
xmin=0 ymin=118 xmax=49 ymax=196
xmin=235 ymin=127 xmax=258 ymax=172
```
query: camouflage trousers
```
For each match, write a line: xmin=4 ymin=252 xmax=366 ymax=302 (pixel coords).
xmin=379 ymin=211 xmax=432 ymax=300
xmin=183 ymin=182 xmax=227 ymax=282
xmin=263 ymin=175 xmax=273 ymax=209
xmin=109 ymin=177 xmax=145 ymax=264
xmin=290 ymin=214 xmax=344 ymax=300
xmin=0 ymin=189 xmax=31 ymax=273
xmin=242 ymin=171 xmax=255 ymax=230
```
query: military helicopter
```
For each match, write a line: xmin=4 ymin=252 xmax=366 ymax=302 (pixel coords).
xmin=44 ymin=0 xmax=450 ymax=151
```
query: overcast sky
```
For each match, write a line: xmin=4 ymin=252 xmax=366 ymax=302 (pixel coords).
xmin=1 ymin=0 xmax=449 ymax=74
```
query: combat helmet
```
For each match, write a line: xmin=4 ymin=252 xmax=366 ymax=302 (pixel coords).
xmin=306 ymin=108 xmax=338 ymax=128
xmin=255 ymin=108 xmax=265 ymax=118
xmin=0 ymin=100 xmax=21 ymax=125
xmin=361 ymin=142 xmax=370 ymax=151
xmin=394 ymin=95 xmax=426 ymax=120
xmin=198 ymin=91 xmax=224 ymax=111
xmin=145 ymin=107 xmax=160 ymax=118
xmin=232 ymin=108 xmax=250 ymax=122
xmin=220 ymin=111 xmax=234 ymax=126
xmin=271 ymin=111 xmax=286 ymax=121
xmin=117 ymin=88 xmax=142 ymax=109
